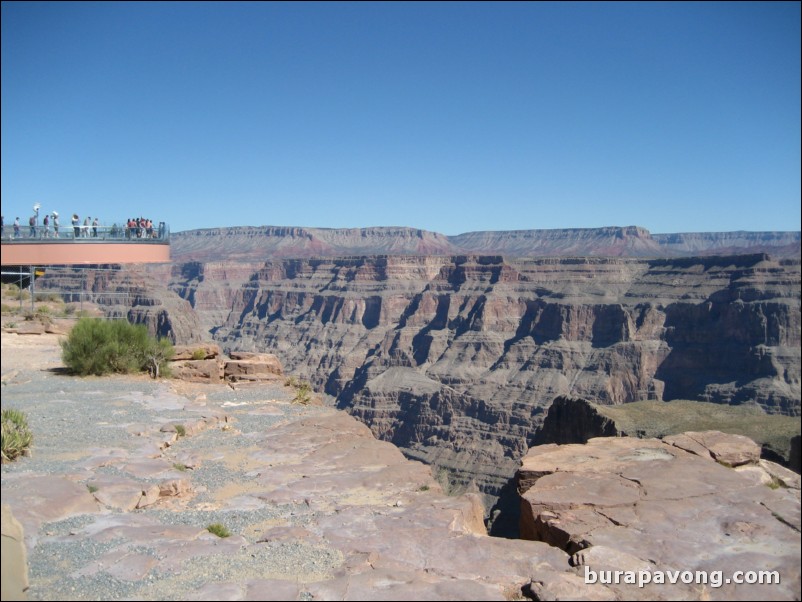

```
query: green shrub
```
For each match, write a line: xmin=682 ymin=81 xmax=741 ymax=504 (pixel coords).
xmin=23 ymin=307 xmax=53 ymax=326
xmin=2 ymin=408 xmax=33 ymax=462
xmin=207 ymin=523 xmax=231 ymax=538
xmin=191 ymin=349 xmax=207 ymax=360
xmin=9 ymin=289 xmax=30 ymax=301
xmin=60 ymin=318 xmax=174 ymax=377
xmin=285 ymin=376 xmax=314 ymax=404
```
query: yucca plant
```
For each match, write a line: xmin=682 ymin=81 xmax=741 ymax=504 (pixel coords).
xmin=1 ymin=408 xmax=33 ymax=462
xmin=207 ymin=523 xmax=231 ymax=538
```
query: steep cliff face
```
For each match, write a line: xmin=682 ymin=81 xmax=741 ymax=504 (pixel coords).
xmin=166 ymin=254 xmax=800 ymax=506
xmin=37 ymin=265 xmax=204 ymax=344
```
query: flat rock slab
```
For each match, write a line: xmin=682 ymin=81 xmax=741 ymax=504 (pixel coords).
xmin=664 ymin=430 xmax=762 ymax=466
xmin=519 ymin=434 xmax=801 ymax=600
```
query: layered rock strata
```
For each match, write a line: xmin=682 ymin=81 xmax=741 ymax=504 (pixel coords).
xmin=168 ymin=254 xmax=800 ymax=508
xmin=6 ymin=330 xmax=797 ymax=600
xmin=35 ymin=264 xmax=203 ymax=344
xmin=169 ymin=344 xmax=285 ymax=385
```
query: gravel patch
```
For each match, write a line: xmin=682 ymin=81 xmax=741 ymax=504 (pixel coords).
xmin=1 ymin=341 xmax=343 ymax=601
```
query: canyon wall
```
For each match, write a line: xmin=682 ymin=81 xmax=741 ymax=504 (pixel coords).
xmin=32 ymin=225 xmax=801 ymax=520
xmin=162 ymin=253 xmax=800 ymax=512
xmin=36 ymin=264 xmax=204 ymax=344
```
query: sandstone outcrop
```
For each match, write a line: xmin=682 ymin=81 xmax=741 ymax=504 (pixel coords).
xmin=517 ymin=432 xmax=801 ymax=600
xmin=224 ymin=351 xmax=284 ymax=382
xmin=167 ymin=344 xmax=284 ymax=385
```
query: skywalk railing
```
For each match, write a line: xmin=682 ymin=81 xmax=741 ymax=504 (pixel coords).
xmin=1 ymin=222 xmax=170 ymax=242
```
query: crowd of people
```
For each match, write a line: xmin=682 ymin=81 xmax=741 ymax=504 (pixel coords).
xmin=1 ymin=210 xmax=165 ymax=241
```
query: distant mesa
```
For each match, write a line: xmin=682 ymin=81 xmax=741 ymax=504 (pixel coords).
xmin=170 ymin=225 xmax=801 ymax=262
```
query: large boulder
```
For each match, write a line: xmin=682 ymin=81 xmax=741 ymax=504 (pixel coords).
xmin=224 ymin=352 xmax=283 ymax=382
xmin=170 ymin=358 xmax=224 ymax=383
xmin=1 ymin=504 xmax=28 ymax=601
xmin=171 ymin=343 xmax=222 ymax=361
xmin=518 ymin=432 xmax=801 ymax=600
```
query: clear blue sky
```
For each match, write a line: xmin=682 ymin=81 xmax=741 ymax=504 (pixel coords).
xmin=2 ymin=1 xmax=800 ymax=235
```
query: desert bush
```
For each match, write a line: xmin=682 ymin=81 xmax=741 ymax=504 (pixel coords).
xmin=8 ymin=289 xmax=30 ymax=301
xmin=2 ymin=408 xmax=33 ymax=462
xmin=285 ymin=376 xmax=314 ymax=404
xmin=23 ymin=307 xmax=54 ymax=326
xmin=1 ymin=303 xmax=19 ymax=314
xmin=207 ymin=523 xmax=231 ymax=538
xmin=191 ymin=349 xmax=207 ymax=360
xmin=37 ymin=292 xmax=64 ymax=303
xmin=60 ymin=317 xmax=174 ymax=377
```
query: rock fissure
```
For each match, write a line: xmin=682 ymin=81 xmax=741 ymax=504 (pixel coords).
xmin=761 ymin=502 xmax=802 ymax=534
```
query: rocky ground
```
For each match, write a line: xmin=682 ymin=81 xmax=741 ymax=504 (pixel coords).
xmin=2 ymin=328 xmax=800 ymax=601
xmin=0 ymin=329 xmax=573 ymax=601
